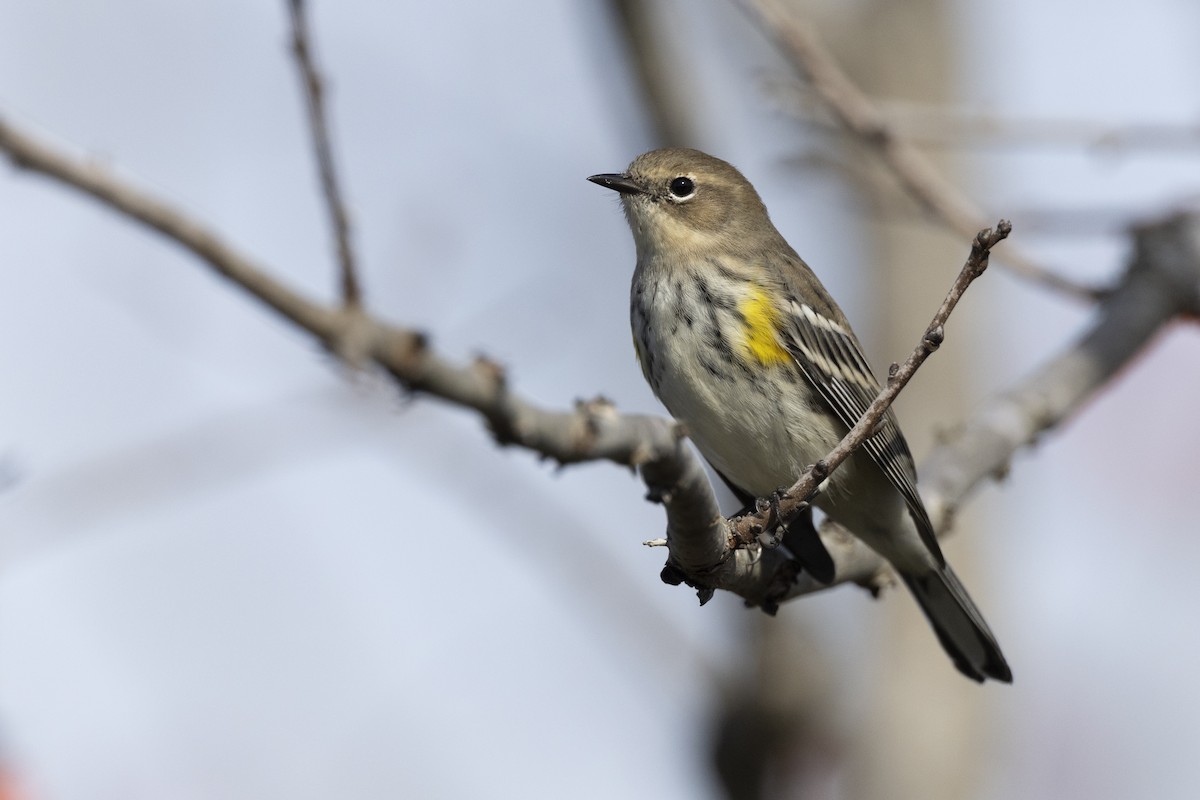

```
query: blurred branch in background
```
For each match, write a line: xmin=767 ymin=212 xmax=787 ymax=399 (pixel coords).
xmin=876 ymin=101 xmax=1200 ymax=154
xmin=767 ymin=78 xmax=1200 ymax=236
xmin=742 ymin=0 xmax=1106 ymax=302
xmin=768 ymin=82 xmax=1200 ymax=155
xmin=606 ymin=0 xmax=699 ymax=147
xmin=710 ymin=616 xmax=845 ymax=800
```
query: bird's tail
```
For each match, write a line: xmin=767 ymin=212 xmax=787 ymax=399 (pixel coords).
xmin=901 ymin=565 xmax=1012 ymax=683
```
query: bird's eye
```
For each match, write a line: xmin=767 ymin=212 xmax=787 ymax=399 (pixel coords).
xmin=668 ymin=176 xmax=695 ymax=199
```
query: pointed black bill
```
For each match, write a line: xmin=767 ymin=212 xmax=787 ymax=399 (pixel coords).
xmin=587 ymin=173 xmax=645 ymax=195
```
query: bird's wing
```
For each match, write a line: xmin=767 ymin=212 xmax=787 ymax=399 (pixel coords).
xmin=781 ymin=298 xmax=943 ymax=563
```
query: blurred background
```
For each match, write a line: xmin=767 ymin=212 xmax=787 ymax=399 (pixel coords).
xmin=2 ymin=1 xmax=1199 ymax=798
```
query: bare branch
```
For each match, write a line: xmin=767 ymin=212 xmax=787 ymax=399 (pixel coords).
xmin=1 ymin=117 xmax=338 ymax=333
xmin=0 ymin=111 xmax=719 ymax=561
xmin=0 ymin=117 xmax=339 ymax=336
xmin=741 ymin=0 xmax=1105 ymax=302
xmin=287 ymin=0 xmax=361 ymax=308
xmin=4 ymin=111 xmax=1198 ymax=612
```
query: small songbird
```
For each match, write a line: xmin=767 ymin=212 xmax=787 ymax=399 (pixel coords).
xmin=589 ymin=148 xmax=1011 ymax=683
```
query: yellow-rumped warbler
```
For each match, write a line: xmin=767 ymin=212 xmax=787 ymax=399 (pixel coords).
xmin=589 ymin=148 xmax=1011 ymax=683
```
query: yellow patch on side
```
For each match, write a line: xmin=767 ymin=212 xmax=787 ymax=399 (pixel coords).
xmin=738 ymin=287 xmax=791 ymax=366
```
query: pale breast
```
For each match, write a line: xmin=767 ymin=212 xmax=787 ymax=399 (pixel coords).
xmin=630 ymin=263 xmax=851 ymax=499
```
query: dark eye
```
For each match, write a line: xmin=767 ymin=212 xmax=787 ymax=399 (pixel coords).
xmin=668 ymin=176 xmax=695 ymax=199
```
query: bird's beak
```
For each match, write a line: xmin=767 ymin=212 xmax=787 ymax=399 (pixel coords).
xmin=587 ymin=173 xmax=646 ymax=195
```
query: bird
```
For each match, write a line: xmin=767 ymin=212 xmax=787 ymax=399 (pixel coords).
xmin=588 ymin=147 xmax=1011 ymax=683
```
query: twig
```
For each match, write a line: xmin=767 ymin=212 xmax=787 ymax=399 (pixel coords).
xmin=727 ymin=222 xmax=1010 ymax=548
xmin=741 ymin=0 xmax=1105 ymax=302
xmin=287 ymin=0 xmax=361 ymax=308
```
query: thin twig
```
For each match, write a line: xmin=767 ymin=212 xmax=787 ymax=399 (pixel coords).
xmin=287 ymin=0 xmax=361 ymax=308
xmin=727 ymin=221 xmax=1011 ymax=547
xmin=742 ymin=0 xmax=1105 ymax=302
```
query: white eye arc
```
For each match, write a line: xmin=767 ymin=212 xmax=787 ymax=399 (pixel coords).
xmin=667 ymin=175 xmax=696 ymax=201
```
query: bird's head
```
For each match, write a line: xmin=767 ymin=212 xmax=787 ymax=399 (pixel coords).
xmin=589 ymin=147 xmax=777 ymax=260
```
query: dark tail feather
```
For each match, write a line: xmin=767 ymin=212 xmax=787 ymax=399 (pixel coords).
xmin=902 ymin=565 xmax=1012 ymax=683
